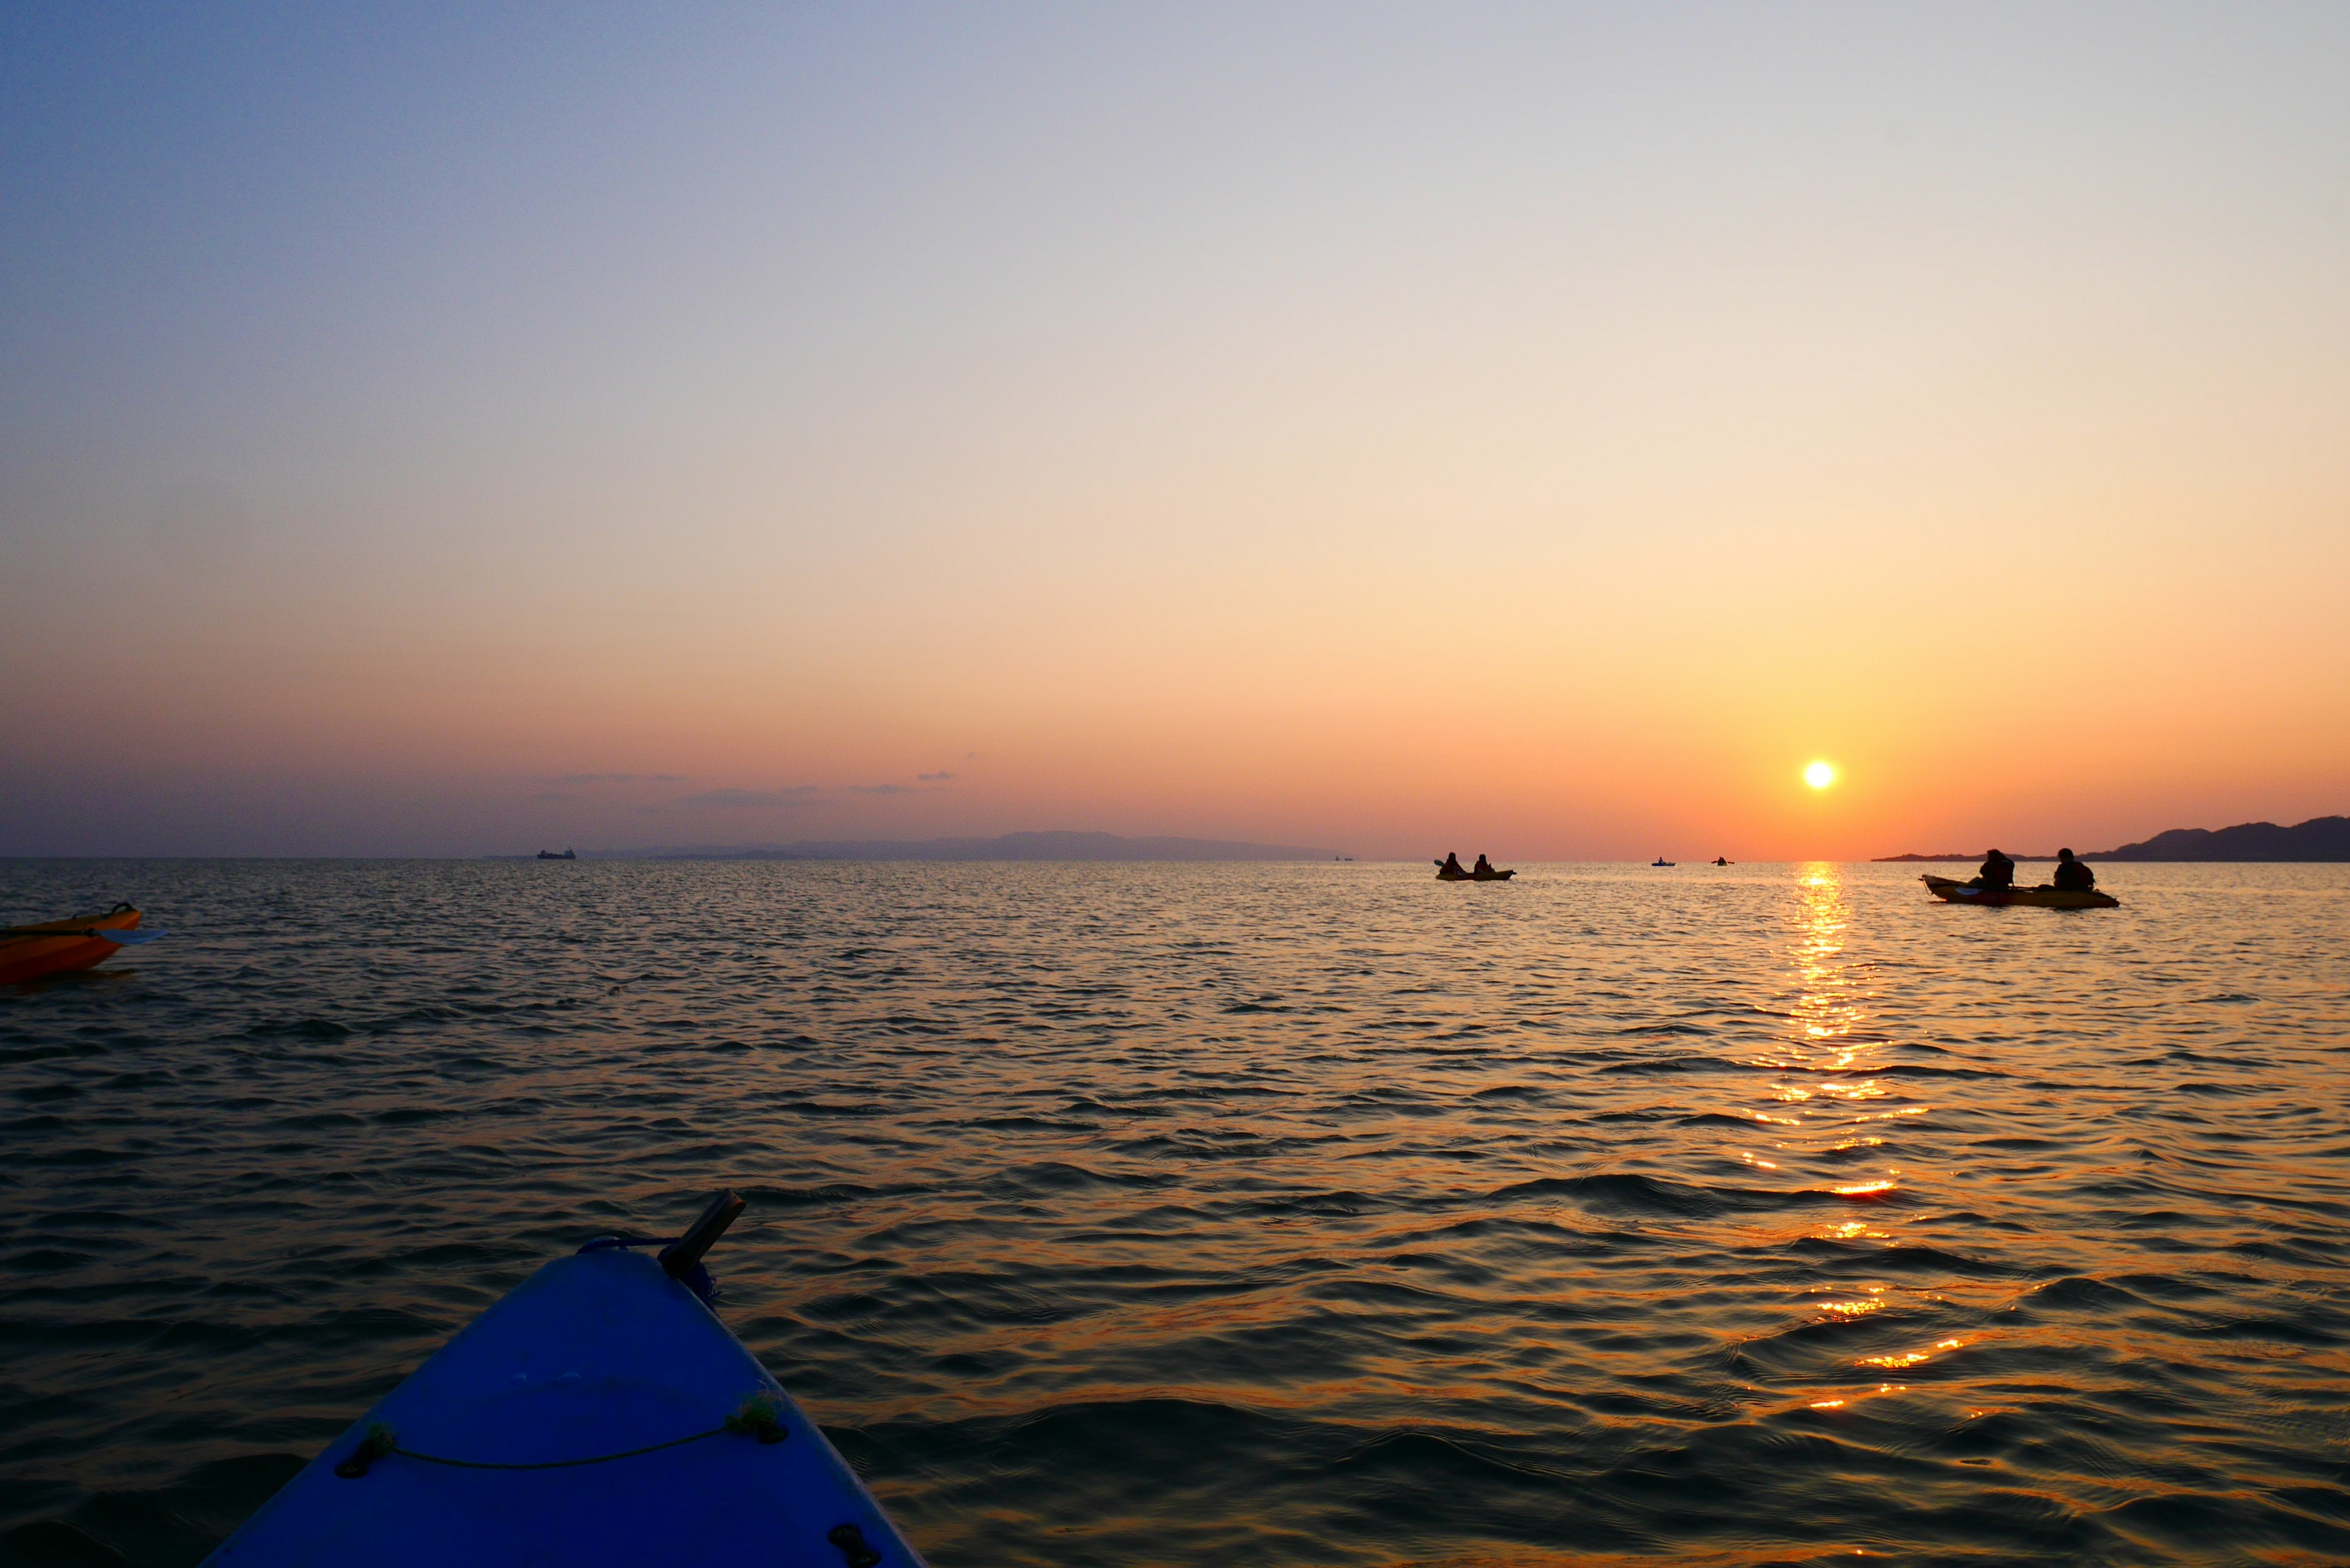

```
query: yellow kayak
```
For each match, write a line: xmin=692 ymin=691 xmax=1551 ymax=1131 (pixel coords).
xmin=1922 ymin=875 xmax=2117 ymax=910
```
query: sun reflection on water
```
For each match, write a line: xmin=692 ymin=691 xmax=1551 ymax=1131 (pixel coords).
xmin=1766 ymin=864 xmax=1914 ymax=1206
xmin=1755 ymin=865 xmax=1971 ymax=1421
xmin=1791 ymin=863 xmax=1863 ymax=1053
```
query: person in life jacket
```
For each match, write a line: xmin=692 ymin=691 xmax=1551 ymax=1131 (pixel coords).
xmin=2051 ymin=848 xmax=2096 ymax=892
xmin=1473 ymin=854 xmax=1494 ymax=875
xmin=1440 ymin=851 xmax=1466 ymax=876
xmin=1974 ymin=848 xmax=2016 ymax=889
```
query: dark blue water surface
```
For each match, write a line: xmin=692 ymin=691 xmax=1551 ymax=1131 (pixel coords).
xmin=3 ymin=859 xmax=2347 ymax=1567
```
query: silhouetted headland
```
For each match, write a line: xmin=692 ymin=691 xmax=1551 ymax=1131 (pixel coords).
xmin=1878 ymin=815 xmax=2349 ymax=863
xmin=2092 ymin=815 xmax=2350 ymax=861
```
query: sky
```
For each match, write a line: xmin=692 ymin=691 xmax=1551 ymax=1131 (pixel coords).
xmin=4 ymin=2 xmax=2346 ymax=859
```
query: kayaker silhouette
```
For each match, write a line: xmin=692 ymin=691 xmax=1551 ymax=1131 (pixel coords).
xmin=2051 ymin=848 xmax=2096 ymax=892
xmin=1473 ymin=853 xmax=1494 ymax=875
xmin=1440 ymin=852 xmax=1466 ymax=876
xmin=1972 ymin=848 xmax=2016 ymax=890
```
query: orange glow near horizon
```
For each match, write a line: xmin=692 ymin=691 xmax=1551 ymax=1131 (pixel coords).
xmin=1 ymin=12 xmax=2345 ymax=857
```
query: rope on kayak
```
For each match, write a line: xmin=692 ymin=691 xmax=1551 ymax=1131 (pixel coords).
xmin=335 ymin=1393 xmax=785 ymax=1477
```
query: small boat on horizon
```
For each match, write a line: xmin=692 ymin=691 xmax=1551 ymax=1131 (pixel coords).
xmin=1651 ymin=857 xmax=1674 ymax=867
xmin=1712 ymin=856 xmax=1732 ymax=866
xmin=0 ymin=904 xmax=166 ymax=985
xmin=537 ymin=848 xmax=577 ymax=860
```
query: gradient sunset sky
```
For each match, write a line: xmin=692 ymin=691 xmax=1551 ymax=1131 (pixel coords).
xmin=5 ymin=3 xmax=2346 ymax=859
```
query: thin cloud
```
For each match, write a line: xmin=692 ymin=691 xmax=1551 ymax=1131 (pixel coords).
xmin=852 ymin=783 xmax=916 ymax=795
xmin=551 ymin=772 xmax=693 ymax=786
xmin=529 ymin=790 xmax=583 ymax=802
xmin=680 ymin=786 xmax=821 ymax=808
xmin=917 ymin=771 xmax=957 ymax=782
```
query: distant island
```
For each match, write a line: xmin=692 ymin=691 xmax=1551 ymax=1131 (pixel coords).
xmin=603 ymin=831 xmax=1345 ymax=862
xmin=1875 ymin=851 xmax=2059 ymax=863
xmin=1878 ymin=815 xmax=2349 ymax=863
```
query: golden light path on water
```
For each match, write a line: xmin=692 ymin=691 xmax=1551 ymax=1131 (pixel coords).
xmin=3 ymin=859 xmax=2348 ymax=1565
xmin=1749 ymin=864 xmax=1956 ymax=1418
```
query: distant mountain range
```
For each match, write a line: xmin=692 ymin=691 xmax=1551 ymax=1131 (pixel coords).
xmin=1878 ymin=815 xmax=2349 ymax=863
xmin=2091 ymin=815 xmax=2350 ymax=861
xmin=600 ymin=831 xmax=1345 ymax=862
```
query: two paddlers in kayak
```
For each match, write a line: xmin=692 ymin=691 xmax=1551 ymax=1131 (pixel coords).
xmin=1969 ymin=846 xmax=2096 ymax=894
xmin=1436 ymin=852 xmax=1514 ymax=881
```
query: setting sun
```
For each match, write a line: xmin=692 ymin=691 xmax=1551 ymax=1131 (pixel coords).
xmin=1805 ymin=761 xmax=1837 ymax=790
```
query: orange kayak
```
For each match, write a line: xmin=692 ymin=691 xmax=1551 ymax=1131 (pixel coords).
xmin=0 ymin=904 xmax=151 ymax=985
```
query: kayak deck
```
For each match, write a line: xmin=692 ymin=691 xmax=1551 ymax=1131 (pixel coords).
xmin=1922 ymin=875 xmax=2119 ymax=909
xmin=206 ymin=1245 xmax=925 ymax=1567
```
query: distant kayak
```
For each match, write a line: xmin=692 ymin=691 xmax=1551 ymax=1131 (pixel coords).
xmin=1922 ymin=875 xmax=2118 ymax=910
xmin=0 ymin=903 xmax=163 ymax=985
xmin=1436 ymin=865 xmax=1515 ymax=881
xmin=205 ymin=1192 xmax=925 ymax=1568
xmin=1651 ymin=858 xmax=1674 ymax=867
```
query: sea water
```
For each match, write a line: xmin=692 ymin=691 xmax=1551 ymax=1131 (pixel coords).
xmin=2 ymin=859 xmax=2346 ymax=1566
